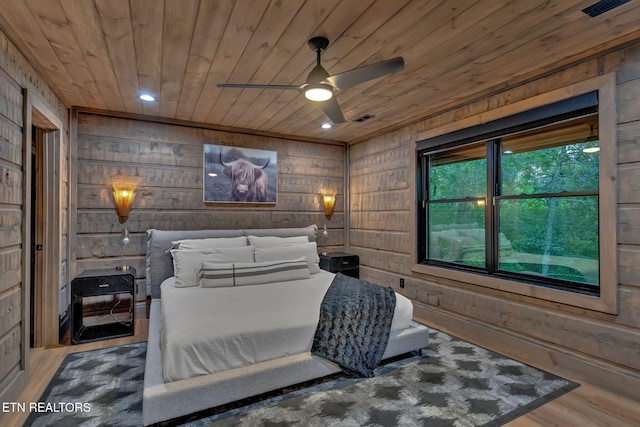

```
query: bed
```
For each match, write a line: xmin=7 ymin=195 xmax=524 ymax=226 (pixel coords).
xmin=142 ymin=225 xmax=429 ymax=426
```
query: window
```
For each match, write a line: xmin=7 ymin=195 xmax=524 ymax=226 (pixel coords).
xmin=418 ymin=94 xmax=601 ymax=295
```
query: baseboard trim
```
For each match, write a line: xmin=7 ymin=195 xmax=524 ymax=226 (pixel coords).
xmin=413 ymin=302 xmax=640 ymax=402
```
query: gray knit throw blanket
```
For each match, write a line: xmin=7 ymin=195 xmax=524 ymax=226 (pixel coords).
xmin=311 ymin=273 xmax=396 ymax=377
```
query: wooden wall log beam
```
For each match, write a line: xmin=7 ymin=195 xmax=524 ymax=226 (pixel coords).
xmin=73 ymin=112 xmax=347 ymax=294
xmin=0 ymin=287 xmax=20 ymax=337
xmin=350 ymin=42 xmax=640 ymax=386
xmin=0 ymin=24 xmax=69 ymax=406
xmin=0 ymin=326 xmax=21 ymax=388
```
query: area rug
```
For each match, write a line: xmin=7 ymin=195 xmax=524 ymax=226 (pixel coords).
xmin=25 ymin=329 xmax=578 ymax=427
xmin=24 ymin=342 xmax=146 ymax=427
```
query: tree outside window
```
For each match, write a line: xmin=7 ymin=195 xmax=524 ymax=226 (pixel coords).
xmin=420 ymin=112 xmax=600 ymax=294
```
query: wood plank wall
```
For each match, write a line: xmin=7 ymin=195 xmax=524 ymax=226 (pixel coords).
xmin=350 ymin=41 xmax=640 ymax=397
xmin=0 ymin=64 xmax=24 ymax=403
xmin=0 ymin=28 xmax=68 ymax=407
xmin=73 ymin=113 xmax=345 ymax=310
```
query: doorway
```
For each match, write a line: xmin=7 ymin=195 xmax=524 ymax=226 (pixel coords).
xmin=30 ymin=126 xmax=43 ymax=347
xmin=28 ymin=103 xmax=63 ymax=348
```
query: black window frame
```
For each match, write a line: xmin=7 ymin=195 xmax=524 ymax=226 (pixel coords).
xmin=417 ymin=92 xmax=600 ymax=296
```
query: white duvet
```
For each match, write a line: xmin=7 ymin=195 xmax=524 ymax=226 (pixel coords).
xmin=160 ymin=270 xmax=413 ymax=382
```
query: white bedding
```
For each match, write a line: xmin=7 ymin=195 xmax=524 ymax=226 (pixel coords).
xmin=160 ymin=270 xmax=413 ymax=382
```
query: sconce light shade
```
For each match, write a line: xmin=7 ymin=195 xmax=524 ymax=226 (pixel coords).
xmin=112 ymin=183 xmax=137 ymax=224
xmin=322 ymin=194 xmax=336 ymax=220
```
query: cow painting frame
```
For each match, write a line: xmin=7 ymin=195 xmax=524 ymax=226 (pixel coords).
xmin=203 ymin=144 xmax=278 ymax=205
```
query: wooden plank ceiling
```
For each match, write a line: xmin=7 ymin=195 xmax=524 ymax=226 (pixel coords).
xmin=0 ymin=0 xmax=639 ymax=143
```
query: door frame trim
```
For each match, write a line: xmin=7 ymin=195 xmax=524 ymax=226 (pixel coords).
xmin=24 ymin=91 xmax=64 ymax=350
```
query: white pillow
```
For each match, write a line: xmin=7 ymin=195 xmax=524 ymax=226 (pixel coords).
xmin=171 ymin=236 xmax=247 ymax=250
xmin=247 ymin=235 xmax=309 ymax=248
xmin=200 ymin=258 xmax=310 ymax=288
xmin=254 ymin=242 xmax=320 ymax=274
xmin=171 ymin=246 xmax=255 ymax=287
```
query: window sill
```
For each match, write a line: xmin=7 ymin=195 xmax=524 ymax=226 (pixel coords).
xmin=411 ymin=263 xmax=617 ymax=314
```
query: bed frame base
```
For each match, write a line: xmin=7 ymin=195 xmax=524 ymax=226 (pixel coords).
xmin=143 ymin=299 xmax=429 ymax=426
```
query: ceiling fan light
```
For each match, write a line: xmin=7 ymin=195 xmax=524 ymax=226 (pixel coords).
xmin=305 ymin=84 xmax=333 ymax=101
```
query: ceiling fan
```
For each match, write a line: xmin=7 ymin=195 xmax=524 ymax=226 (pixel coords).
xmin=217 ymin=36 xmax=405 ymax=124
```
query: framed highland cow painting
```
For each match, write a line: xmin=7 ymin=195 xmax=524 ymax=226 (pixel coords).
xmin=203 ymin=144 xmax=278 ymax=204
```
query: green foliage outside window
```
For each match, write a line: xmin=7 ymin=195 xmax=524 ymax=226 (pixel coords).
xmin=424 ymin=115 xmax=600 ymax=289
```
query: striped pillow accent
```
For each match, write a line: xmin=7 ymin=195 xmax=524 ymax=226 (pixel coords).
xmin=199 ymin=258 xmax=310 ymax=288
xmin=198 ymin=262 xmax=235 ymax=288
xmin=171 ymin=246 xmax=255 ymax=287
xmin=254 ymin=242 xmax=321 ymax=274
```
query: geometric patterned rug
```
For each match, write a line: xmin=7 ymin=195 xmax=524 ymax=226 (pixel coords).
xmin=195 ymin=329 xmax=579 ymax=426
xmin=24 ymin=330 xmax=578 ymax=427
xmin=24 ymin=342 xmax=146 ymax=427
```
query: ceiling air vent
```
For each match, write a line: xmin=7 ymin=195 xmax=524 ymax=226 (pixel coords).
xmin=354 ymin=114 xmax=375 ymax=123
xmin=582 ymin=0 xmax=629 ymax=17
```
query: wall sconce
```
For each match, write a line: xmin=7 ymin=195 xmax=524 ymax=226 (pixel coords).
xmin=112 ymin=183 xmax=137 ymax=224
xmin=322 ymin=194 xmax=336 ymax=220
xmin=111 ymin=183 xmax=137 ymax=270
xmin=320 ymin=193 xmax=336 ymax=256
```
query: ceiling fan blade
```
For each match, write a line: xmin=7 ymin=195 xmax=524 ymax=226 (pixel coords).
xmin=217 ymin=83 xmax=302 ymax=91
xmin=325 ymin=57 xmax=404 ymax=90
xmin=318 ymin=97 xmax=346 ymax=124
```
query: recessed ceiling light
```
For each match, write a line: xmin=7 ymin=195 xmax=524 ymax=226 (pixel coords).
xmin=583 ymin=147 xmax=600 ymax=153
xmin=139 ymin=94 xmax=156 ymax=102
xmin=208 ymin=173 xmax=218 ymax=177
xmin=321 ymin=123 xmax=332 ymax=129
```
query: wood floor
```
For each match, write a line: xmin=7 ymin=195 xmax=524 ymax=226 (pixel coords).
xmin=3 ymin=318 xmax=639 ymax=427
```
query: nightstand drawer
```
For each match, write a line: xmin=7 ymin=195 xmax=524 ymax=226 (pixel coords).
xmin=72 ymin=274 xmax=133 ymax=297
xmin=319 ymin=252 xmax=359 ymax=278
xmin=325 ymin=255 xmax=358 ymax=271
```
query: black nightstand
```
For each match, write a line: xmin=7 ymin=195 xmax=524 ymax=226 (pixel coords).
xmin=70 ymin=267 xmax=136 ymax=344
xmin=319 ymin=252 xmax=359 ymax=278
